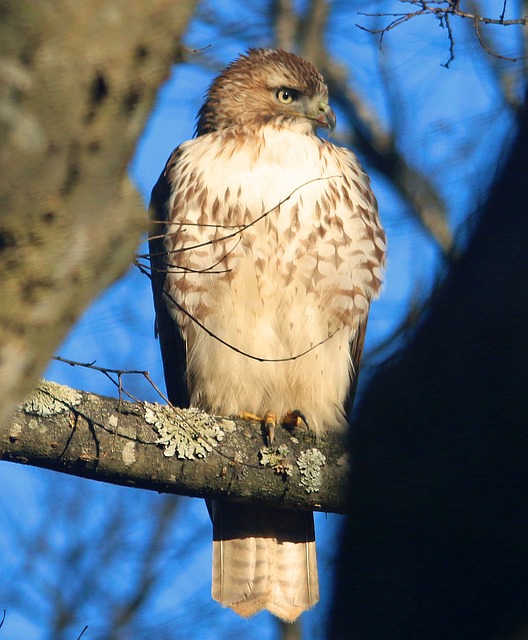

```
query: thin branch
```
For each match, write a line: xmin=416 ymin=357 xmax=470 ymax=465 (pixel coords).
xmin=137 ymin=260 xmax=340 ymax=364
xmin=439 ymin=12 xmax=456 ymax=68
xmin=161 ymin=175 xmax=342 ymax=257
xmin=473 ymin=17 xmax=525 ymax=62
xmin=357 ymin=1 xmax=528 ymax=63
xmin=359 ymin=3 xmax=527 ymax=28
xmin=76 ymin=626 xmax=89 ymax=640
xmin=500 ymin=0 xmax=508 ymax=22
xmin=464 ymin=0 xmax=527 ymax=109
xmin=51 ymin=355 xmax=169 ymax=404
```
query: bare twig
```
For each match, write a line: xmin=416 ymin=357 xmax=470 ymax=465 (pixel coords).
xmin=473 ymin=17 xmax=525 ymax=62
xmin=359 ymin=3 xmax=527 ymax=28
xmin=51 ymin=356 xmax=170 ymax=405
xmin=357 ymin=1 xmax=528 ymax=63
xmin=136 ymin=261 xmax=340 ymax=364
xmin=161 ymin=175 xmax=342 ymax=257
xmin=438 ymin=12 xmax=456 ymax=68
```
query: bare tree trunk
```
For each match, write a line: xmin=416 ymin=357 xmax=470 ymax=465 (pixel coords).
xmin=0 ymin=0 xmax=196 ymax=426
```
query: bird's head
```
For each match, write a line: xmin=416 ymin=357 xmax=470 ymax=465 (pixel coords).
xmin=196 ymin=49 xmax=336 ymax=136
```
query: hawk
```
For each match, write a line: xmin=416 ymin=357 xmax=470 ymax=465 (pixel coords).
xmin=149 ymin=49 xmax=385 ymax=622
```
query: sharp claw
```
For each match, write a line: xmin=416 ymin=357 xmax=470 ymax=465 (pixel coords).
xmin=240 ymin=409 xmax=307 ymax=443
xmin=240 ymin=410 xmax=276 ymax=445
xmin=264 ymin=411 xmax=276 ymax=445
xmin=282 ymin=409 xmax=309 ymax=430
xmin=290 ymin=409 xmax=309 ymax=429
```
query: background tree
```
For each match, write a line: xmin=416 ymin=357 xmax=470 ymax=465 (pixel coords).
xmin=0 ymin=1 xmax=526 ymax=639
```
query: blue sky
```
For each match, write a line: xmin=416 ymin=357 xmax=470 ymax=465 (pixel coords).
xmin=1 ymin=3 xmax=525 ymax=638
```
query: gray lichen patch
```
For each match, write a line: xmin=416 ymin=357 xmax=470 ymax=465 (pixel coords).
xmin=28 ymin=418 xmax=47 ymax=434
xmin=144 ymin=403 xmax=235 ymax=459
xmin=122 ymin=440 xmax=136 ymax=466
xmin=23 ymin=380 xmax=82 ymax=417
xmin=259 ymin=444 xmax=293 ymax=477
xmin=296 ymin=448 xmax=326 ymax=493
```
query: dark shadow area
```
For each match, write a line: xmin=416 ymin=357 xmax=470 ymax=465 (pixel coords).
xmin=331 ymin=94 xmax=528 ymax=640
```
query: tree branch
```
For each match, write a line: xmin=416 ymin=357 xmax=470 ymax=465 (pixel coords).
xmin=1 ymin=381 xmax=348 ymax=514
xmin=357 ymin=1 xmax=528 ymax=64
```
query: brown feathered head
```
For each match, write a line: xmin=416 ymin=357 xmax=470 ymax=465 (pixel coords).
xmin=195 ymin=49 xmax=336 ymax=136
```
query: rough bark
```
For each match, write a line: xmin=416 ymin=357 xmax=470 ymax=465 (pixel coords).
xmin=1 ymin=381 xmax=348 ymax=513
xmin=0 ymin=0 xmax=196 ymax=427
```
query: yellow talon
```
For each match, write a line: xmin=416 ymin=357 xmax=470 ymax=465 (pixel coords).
xmin=239 ymin=410 xmax=275 ymax=445
xmin=239 ymin=411 xmax=262 ymax=422
xmin=239 ymin=409 xmax=307 ymax=444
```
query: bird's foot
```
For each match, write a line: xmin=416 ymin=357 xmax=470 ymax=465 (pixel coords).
xmin=282 ymin=409 xmax=309 ymax=431
xmin=239 ymin=411 xmax=262 ymax=422
xmin=239 ymin=410 xmax=308 ymax=445
xmin=239 ymin=410 xmax=276 ymax=445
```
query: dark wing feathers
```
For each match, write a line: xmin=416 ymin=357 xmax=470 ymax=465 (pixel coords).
xmin=148 ymin=158 xmax=190 ymax=409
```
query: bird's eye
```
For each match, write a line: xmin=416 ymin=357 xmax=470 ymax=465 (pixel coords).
xmin=276 ymin=89 xmax=298 ymax=104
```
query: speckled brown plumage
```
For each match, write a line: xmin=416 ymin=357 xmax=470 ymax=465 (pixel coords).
xmin=149 ymin=48 xmax=385 ymax=622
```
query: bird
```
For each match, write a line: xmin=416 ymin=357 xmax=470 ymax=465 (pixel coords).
xmin=148 ymin=48 xmax=385 ymax=623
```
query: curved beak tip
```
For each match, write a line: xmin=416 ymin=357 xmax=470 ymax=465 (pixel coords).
xmin=325 ymin=107 xmax=337 ymax=132
xmin=317 ymin=105 xmax=336 ymax=132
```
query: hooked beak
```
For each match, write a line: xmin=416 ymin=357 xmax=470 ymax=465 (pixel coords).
xmin=315 ymin=102 xmax=336 ymax=132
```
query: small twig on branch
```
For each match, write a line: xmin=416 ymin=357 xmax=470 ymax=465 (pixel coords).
xmin=439 ymin=12 xmax=456 ymax=68
xmin=473 ymin=17 xmax=524 ymax=62
xmin=160 ymin=175 xmax=342 ymax=258
xmin=136 ymin=260 xmax=340 ymax=364
xmin=357 ymin=1 xmax=528 ymax=64
xmin=358 ymin=3 xmax=527 ymax=27
xmin=138 ymin=227 xmax=241 ymax=275
xmin=51 ymin=356 xmax=170 ymax=405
